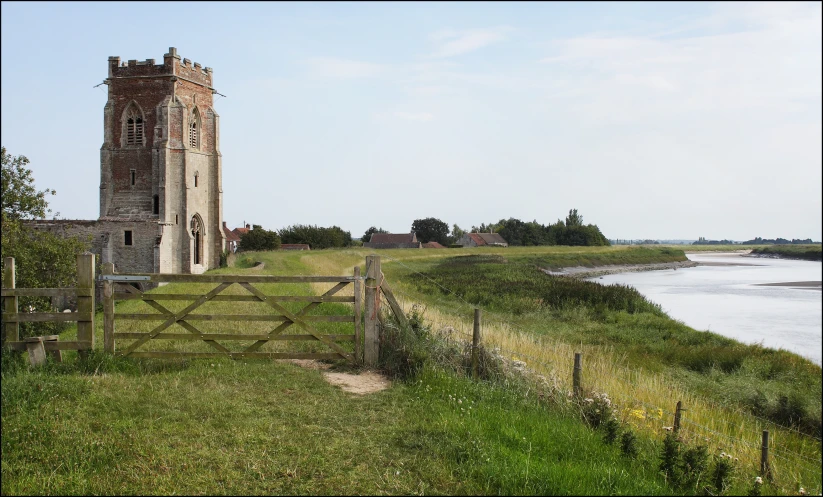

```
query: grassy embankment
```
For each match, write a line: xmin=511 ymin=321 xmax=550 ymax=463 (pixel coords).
xmin=749 ymin=244 xmax=823 ymax=262
xmin=2 ymin=245 xmax=820 ymax=495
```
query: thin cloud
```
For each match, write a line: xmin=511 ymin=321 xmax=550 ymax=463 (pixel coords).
xmin=429 ymin=26 xmax=513 ymax=58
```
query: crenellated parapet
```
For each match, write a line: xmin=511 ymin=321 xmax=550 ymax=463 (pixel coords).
xmin=107 ymin=47 xmax=213 ymax=88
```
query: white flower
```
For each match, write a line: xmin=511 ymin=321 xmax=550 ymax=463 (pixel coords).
xmin=755 ymin=477 xmax=763 ymax=485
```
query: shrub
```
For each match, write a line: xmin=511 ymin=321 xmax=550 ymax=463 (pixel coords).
xmin=710 ymin=454 xmax=734 ymax=494
xmin=659 ymin=432 xmax=683 ymax=485
xmin=620 ymin=430 xmax=639 ymax=458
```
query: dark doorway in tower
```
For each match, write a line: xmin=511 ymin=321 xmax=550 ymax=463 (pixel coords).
xmin=191 ymin=215 xmax=203 ymax=265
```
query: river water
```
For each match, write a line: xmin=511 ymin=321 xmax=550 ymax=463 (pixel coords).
xmin=590 ymin=252 xmax=822 ymax=365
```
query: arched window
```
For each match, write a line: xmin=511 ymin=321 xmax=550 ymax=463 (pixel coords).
xmin=189 ymin=108 xmax=200 ymax=149
xmin=124 ymin=104 xmax=144 ymax=146
xmin=191 ymin=215 xmax=204 ymax=265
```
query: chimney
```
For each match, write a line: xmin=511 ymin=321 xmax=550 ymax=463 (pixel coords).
xmin=246 ymin=224 xmax=250 ymax=230
xmin=222 ymin=221 xmax=227 ymax=228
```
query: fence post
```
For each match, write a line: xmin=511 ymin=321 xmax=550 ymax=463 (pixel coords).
xmin=761 ymin=430 xmax=770 ymax=478
xmin=674 ymin=401 xmax=682 ymax=433
xmin=76 ymin=253 xmax=95 ymax=358
xmin=364 ymin=255 xmax=381 ymax=367
xmin=103 ymin=262 xmax=115 ymax=354
xmin=3 ymin=257 xmax=19 ymax=344
xmin=573 ymin=352 xmax=582 ymax=397
xmin=353 ymin=265 xmax=362 ymax=363
xmin=472 ymin=308 xmax=481 ymax=379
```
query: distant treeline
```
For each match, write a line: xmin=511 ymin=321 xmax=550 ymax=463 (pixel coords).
xmin=740 ymin=237 xmax=818 ymax=245
xmin=473 ymin=210 xmax=610 ymax=247
xmin=692 ymin=237 xmax=821 ymax=246
xmin=611 ymin=239 xmax=660 ymax=245
xmin=692 ymin=237 xmax=737 ymax=245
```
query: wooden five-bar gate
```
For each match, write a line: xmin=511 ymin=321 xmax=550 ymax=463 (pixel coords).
xmin=3 ymin=255 xmax=401 ymax=366
xmin=101 ymin=262 xmax=364 ymax=363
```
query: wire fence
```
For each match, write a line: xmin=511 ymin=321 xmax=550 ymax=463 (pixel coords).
xmin=378 ymin=253 xmax=822 ymax=484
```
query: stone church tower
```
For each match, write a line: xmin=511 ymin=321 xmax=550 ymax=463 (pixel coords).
xmin=99 ymin=47 xmax=224 ymax=274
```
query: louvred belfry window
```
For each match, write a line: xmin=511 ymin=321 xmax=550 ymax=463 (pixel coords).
xmin=125 ymin=106 xmax=143 ymax=146
xmin=189 ymin=108 xmax=199 ymax=149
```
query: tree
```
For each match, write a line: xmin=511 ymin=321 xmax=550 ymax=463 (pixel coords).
xmin=278 ymin=224 xmax=352 ymax=249
xmin=566 ymin=208 xmax=583 ymax=227
xmin=361 ymin=226 xmax=388 ymax=243
xmin=450 ymin=224 xmax=467 ymax=245
xmin=411 ymin=217 xmax=450 ymax=245
xmin=238 ymin=225 xmax=281 ymax=251
xmin=2 ymin=147 xmax=56 ymax=220
xmin=2 ymin=146 xmax=90 ymax=339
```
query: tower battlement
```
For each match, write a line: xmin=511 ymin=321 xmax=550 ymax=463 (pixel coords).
xmin=107 ymin=47 xmax=213 ymax=87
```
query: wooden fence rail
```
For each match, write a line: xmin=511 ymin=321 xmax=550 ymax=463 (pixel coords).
xmin=2 ymin=255 xmax=95 ymax=357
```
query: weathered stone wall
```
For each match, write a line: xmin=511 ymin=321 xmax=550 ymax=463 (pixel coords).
xmin=26 ymin=219 xmax=159 ymax=274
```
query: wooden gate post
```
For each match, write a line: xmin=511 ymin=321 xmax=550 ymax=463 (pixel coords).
xmin=76 ymin=253 xmax=95 ymax=358
xmin=102 ymin=262 xmax=115 ymax=353
xmin=353 ymin=265 xmax=362 ymax=363
xmin=364 ymin=255 xmax=381 ymax=367
xmin=3 ymin=257 xmax=19 ymax=344
xmin=573 ymin=352 xmax=582 ymax=398
xmin=472 ymin=308 xmax=481 ymax=379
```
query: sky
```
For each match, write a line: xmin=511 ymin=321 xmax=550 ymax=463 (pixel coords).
xmin=1 ymin=1 xmax=821 ymax=242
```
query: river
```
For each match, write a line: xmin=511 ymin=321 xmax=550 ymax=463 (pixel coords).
xmin=589 ymin=252 xmax=822 ymax=365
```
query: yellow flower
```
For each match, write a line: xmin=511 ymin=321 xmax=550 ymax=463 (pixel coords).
xmin=629 ymin=409 xmax=646 ymax=420
xmin=657 ymin=408 xmax=663 ymax=419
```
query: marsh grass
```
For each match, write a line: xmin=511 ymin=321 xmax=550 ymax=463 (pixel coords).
xmin=749 ymin=244 xmax=822 ymax=261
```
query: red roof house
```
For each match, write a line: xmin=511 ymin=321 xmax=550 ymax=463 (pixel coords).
xmin=363 ymin=232 xmax=422 ymax=249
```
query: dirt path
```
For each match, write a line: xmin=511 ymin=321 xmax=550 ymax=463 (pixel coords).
xmin=284 ymin=359 xmax=391 ymax=395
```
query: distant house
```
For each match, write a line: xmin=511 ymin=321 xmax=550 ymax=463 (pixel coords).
xmin=231 ymin=223 xmax=251 ymax=250
xmin=363 ymin=232 xmax=422 ymax=249
xmin=457 ymin=233 xmax=508 ymax=247
xmin=422 ymin=241 xmax=446 ymax=249
xmin=281 ymin=244 xmax=310 ymax=251
xmin=222 ymin=222 xmax=241 ymax=253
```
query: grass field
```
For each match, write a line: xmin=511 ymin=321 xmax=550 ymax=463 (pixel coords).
xmin=2 ymin=245 xmax=820 ymax=495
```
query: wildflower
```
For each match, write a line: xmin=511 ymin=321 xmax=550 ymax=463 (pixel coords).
xmin=799 ymin=488 xmax=806 ymax=495
xmin=657 ymin=408 xmax=663 ymax=418
xmin=755 ymin=477 xmax=763 ymax=485
xmin=584 ymin=398 xmax=594 ymax=403
xmin=720 ymin=452 xmax=727 ymax=458
xmin=458 ymin=399 xmax=462 ymax=404
xmin=663 ymin=426 xmax=673 ymax=432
